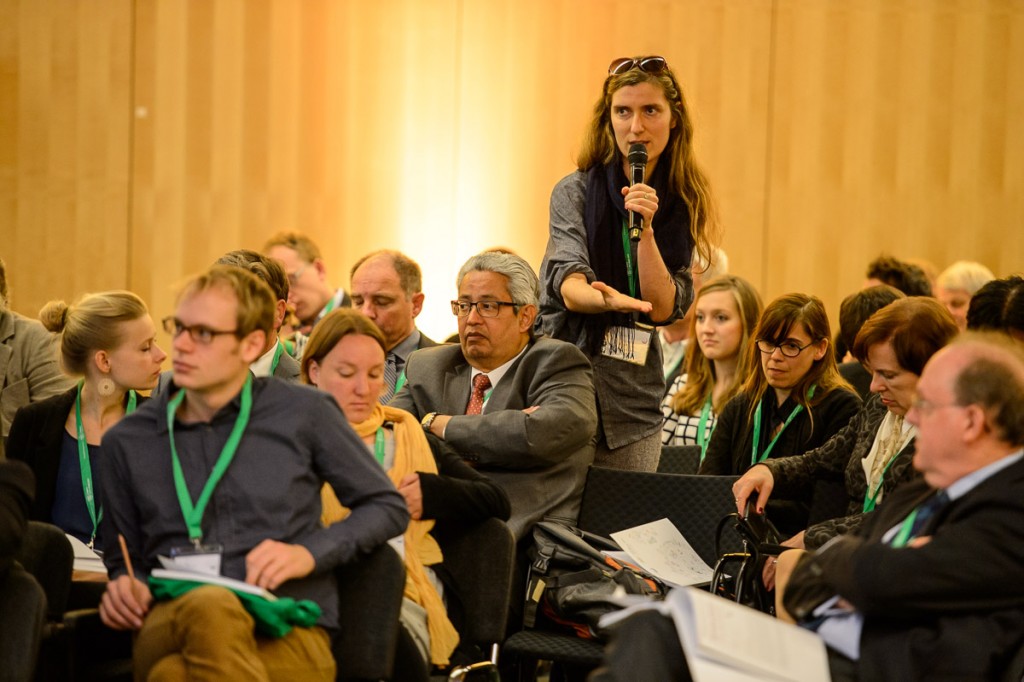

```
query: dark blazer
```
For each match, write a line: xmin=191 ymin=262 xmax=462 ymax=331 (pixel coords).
xmin=6 ymin=387 xmax=147 ymax=524
xmin=786 ymin=455 xmax=1024 ymax=681
xmin=390 ymin=337 xmax=597 ymax=540
xmin=765 ymin=393 xmax=919 ymax=548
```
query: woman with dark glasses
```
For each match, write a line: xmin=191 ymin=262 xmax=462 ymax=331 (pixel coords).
xmin=538 ymin=55 xmax=718 ymax=472
xmin=698 ymin=293 xmax=861 ymax=534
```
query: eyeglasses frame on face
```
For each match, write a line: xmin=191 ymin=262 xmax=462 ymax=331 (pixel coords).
xmin=287 ymin=262 xmax=311 ymax=286
xmin=756 ymin=338 xmax=817 ymax=358
xmin=450 ymin=300 xmax=520 ymax=318
xmin=608 ymin=56 xmax=668 ymax=76
xmin=910 ymin=396 xmax=966 ymax=415
xmin=162 ymin=316 xmax=240 ymax=345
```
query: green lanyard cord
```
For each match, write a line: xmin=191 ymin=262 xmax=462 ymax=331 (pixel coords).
xmin=268 ymin=342 xmax=284 ymax=377
xmin=620 ymin=221 xmax=639 ymax=299
xmin=697 ymin=395 xmax=714 ymax=464
xmin=750 ymin=385 xmax=815 ymax=466
xmin=373 ymin=427 xmax=386 ymax=466
xmin=890 ymin=507 xmax=920 ymax=548
xmin=863 ymin=444 xmax=910 ymax=513
xmin=167 ymin=374 xmax=253 ymax=544
xmin=75 ymin=381 xmax=137 ymax=547
xmin=394 ymin=369 xmax=407 ymax=395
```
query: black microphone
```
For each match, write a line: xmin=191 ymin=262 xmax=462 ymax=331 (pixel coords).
xmin=627 ymin=143 xmax=648 ymax=242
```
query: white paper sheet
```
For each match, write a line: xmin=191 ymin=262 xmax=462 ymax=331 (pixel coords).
xmin=610 ymin=518 xmax=713 ymax=587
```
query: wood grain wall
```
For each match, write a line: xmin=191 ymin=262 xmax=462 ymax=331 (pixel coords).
xmin=2 ymin=0 xmax=1021 ymax=343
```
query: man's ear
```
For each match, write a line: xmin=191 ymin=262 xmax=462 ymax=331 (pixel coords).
xmin=961 ymin=404 xmax=989 ymax=443
xmin=313 ymin=258 xmax=328 ymax=283
xmin=518 ymin=304 xmax=538 ymax=333
xmin=411 ymin=292 xmax=425 ymax=318
xmin=273 ymin=300 xmax=288 ymax=331
xmin=239 ymin=330 xmax=266 ymax=364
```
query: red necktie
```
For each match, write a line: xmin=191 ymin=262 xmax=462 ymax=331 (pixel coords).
xmin=465 ymin=374 xmax=491 ymax=415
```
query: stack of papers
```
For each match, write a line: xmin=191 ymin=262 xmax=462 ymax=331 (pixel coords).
xmin=66 ymin=534 xmax=106 ymax=573
xmin=152 ymin=562 xmax=277 ymax=601
xmin=609 ymin=518 xmax=714 ymax=587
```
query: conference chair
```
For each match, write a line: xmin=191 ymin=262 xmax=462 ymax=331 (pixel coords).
xmin=656 ymin=445 xmax=702 ymax=475
xmin=0 ymin=565 xmax=46 ymax=682
xmin=501 ymin=467 xmax=741 ymax=681
xmin=334 ymin=543 xmax=406 ymax=682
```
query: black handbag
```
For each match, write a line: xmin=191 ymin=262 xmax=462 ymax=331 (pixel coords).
xmin=709 ymin=508 xmax=786 ymax=614
xmin=523 ymin=521 xmax=665 ymax=639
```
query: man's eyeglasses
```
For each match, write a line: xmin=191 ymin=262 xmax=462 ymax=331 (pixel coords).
xmin=451 ymin=300 xmax=518 ymax=318
xmin=287 ymin=262 xmax=311 ymax=286
xmin=756 ymin=339 xmax=815 ymax=358
xmin=910 ymin=396 xmax=964 ymax=415
xmin=163 ymin=317 xmax=239 ymax=345
xmin=609 ymin=56 xmax=668 ymax=76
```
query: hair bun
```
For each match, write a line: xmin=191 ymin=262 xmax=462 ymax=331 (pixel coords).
xmin=39 ymin=300 xmax=70 ymax=333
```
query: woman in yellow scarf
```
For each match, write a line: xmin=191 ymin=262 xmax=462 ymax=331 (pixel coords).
xmin=301 ymin=309 xmax=510 ymax=673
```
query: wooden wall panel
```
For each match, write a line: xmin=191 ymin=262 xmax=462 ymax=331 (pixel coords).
xmin=0 ymin=0 xmax=132 ymax=317
xmin=765 ymin=0 xmax=1024 ymax=322
xmin=3 ymin=0 xmax=1021 ymax=341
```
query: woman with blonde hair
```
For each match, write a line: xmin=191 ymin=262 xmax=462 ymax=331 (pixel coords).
xmin=660 ymin=275 xmax=762 ymax=461
xmin=540 ymin=55 xmax=718 ymax=472
xmin=302 ymin=309 xmax=509 ymax=675
xmin=7 ymin=291 xmax=165 ymax=549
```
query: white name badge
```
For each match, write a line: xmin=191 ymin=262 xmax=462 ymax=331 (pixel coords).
xmin=163 ymin=543 xmax=224 ymax=576
xmin=387 ymin=534 xmax=406 ymax=560
xmin=601 ymin=325 xmax=652 ymax=366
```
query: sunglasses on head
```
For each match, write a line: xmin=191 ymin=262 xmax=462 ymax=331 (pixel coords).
xmin=608 ymin=56 xmax=668 ymax=76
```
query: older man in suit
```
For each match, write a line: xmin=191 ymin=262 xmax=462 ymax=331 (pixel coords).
xmin=594 ymin=333 xmax=1024 ymax=682
xmin=390 ymin=251 xmax=597 ymax=541
xmin=349 ymin=250 xmax=437 ymax=403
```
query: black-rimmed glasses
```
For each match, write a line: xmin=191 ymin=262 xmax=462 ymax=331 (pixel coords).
xmin=162 ymin=317 xmax=239 ymax=345
xmin=451 ymin=300 xmax=518 ymax=318
xmin=756 ymin=339 xmax=815 ymax=358
xmin=609 ymin=56 xmax=668 ymax=76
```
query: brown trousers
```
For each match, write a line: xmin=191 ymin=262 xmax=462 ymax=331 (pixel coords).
xmin=133 ymin=585 xmax=335 ymax=682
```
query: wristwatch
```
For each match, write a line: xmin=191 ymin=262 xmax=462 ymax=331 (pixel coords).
xmin=421 ymin=412 xmax=439 ymax=432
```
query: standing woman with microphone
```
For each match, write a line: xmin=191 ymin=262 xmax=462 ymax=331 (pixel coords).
xmin=539 ymin=55 xmax=717 ymax=471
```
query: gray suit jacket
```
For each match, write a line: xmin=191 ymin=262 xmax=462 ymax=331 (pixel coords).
xmin=390 ymin=337 xmax=597 ymax=540
xmin=0 ymin=311 xmax=73 ymax=458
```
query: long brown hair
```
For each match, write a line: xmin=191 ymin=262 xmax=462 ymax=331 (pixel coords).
xmin=672 ymin=275 xmax=763 ymax=415
xmin=576 ymin=57 xmax=718 ymax=269
xmin=742 ymin=293 xmax=850 ymax=425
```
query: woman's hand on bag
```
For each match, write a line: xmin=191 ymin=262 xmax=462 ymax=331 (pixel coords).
xmin=621 ymin=183 xmax=659 ymax=229
xmin=762 ymin=533 xmax=805 ymax=590
xmin=591 ymin=281 xmax=654 ymax=314
xmin=732 ymin=464 xmax=775 ymax=515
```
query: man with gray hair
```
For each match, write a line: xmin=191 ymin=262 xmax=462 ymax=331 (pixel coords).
xmin=0 ymin=258 xmax=72 ymax=458
xmin=350 ymin=250 xmax=436 ymax=402
xmin=391 ymin=251 xmax=597 ymax=541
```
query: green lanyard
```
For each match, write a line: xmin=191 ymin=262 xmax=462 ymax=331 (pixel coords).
xmin=166 ymin=375 xmax=253 ymax=545
xmin=862 ymin=447 xmax=908 ymax=513
xmin=268 ymin=342 xmax=284 ymax=376
xmin=890 ymin=507 xmax=921 ymax=548
xmin=696 ymin=395 xmax=714 ymax=464
xmin=373 ymin=427 xmax=386 ymax=466
xmin=75 ymin=381 xmax=137 ymax=547
xmin=750 ymin=386 xmax=814 ymax=466
xmin=321 ymin=295 xmax=338 ymax=317
xmin=620 ymin=221 xmax=639 ymax=298
xmin=394 ymin=370 xmax=407 ymax=395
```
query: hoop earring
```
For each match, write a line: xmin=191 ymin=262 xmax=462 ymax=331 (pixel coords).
xmin=97 ymin=378 xmax=116 ymax=397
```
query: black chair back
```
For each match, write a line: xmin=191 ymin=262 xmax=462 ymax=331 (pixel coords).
xmin=657 ymin=445 xmax=702 ymax=475
xmin=577 ymin=466 xmax=740 ymax=567
xmin=16 ymin=521 xmax=73 ymax=621
xmin=333 ymin=544 xmax=405 ymax=681
xmin=435 ymin=517 xmax=515 ymax=653
xmin=0 ymin=566 xmax=46 ymax=682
